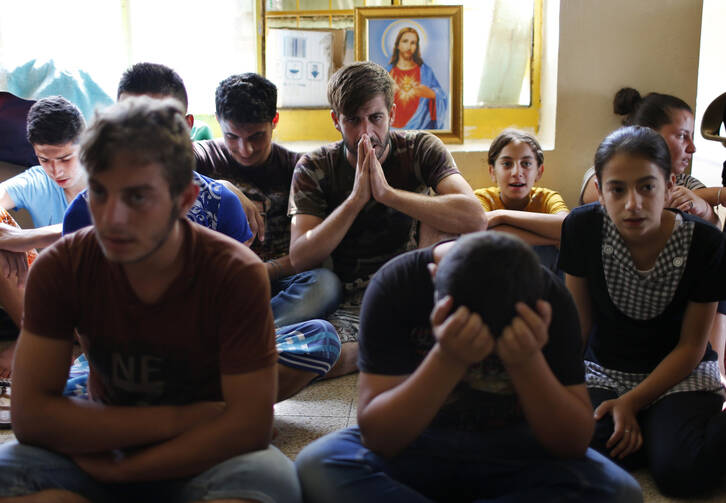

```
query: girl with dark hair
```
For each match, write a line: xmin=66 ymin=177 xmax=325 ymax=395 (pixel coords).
xmin=474 ymin=129 xmax=568 ymax=272
xmin=579 ymin=88 xmax=719 ymax=226
xmin=561 ymin=126 xmax=726 ymax=497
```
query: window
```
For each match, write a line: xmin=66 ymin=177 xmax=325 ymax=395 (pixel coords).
xmin=0 ymin=0 xmax=540 ymax=142
xmin=0 ymin=0 xmax=257 ymax=116
xmin=264 ymin=0 xmax=541 ymax=142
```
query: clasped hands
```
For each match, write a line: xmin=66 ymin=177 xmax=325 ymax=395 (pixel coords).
xmin=349 ymin=134 xmax=393 ymax=208
xmin=430 ymin=293 xmax=553 ymax=370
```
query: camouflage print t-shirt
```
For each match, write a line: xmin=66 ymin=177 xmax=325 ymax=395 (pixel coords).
xmin=194 ymin=140 xmax=301 ymax=261
xmin=288 ymin=130 xmax=459 ymax=282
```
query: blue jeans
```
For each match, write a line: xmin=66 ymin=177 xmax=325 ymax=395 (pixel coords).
xmin=271 ymin=268 xmax=343 ymax=327
xmin=532 ymin=245 xmax=563 ymax=279
xmin=296 ymin=427 xmax=642 ymax=503
xmin=0 ymin=441 xmax=301 ymax=503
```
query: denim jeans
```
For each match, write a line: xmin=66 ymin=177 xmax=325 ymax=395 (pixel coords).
xmin=532 ymin=245 xmax=563 ymax=279
xmin=296 ymin=427 xmax=642 ymax=503
xmin=0 ymin=441 xmax=301 ymax=503
xmin=271 ymin=268 xmax=343 ymax=327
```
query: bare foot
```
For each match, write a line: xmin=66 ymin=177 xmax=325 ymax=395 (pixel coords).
xmin=322 ymin=342 xmax=358 ymax=379
xmin=0 ymin=341 xmax=17 ymax=378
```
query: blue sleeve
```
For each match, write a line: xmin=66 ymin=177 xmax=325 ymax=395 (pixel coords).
xmin=0 ymin=167 xmax=48 ymax=212
xmin=62 ymin=192 xmax=92 ymax=235
xmin=0 ymin=173 xmax=29 ymax=211
xmin=216 ymin=184 xmax=253 ymax=243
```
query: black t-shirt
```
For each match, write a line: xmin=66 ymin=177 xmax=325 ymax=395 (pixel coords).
xmin=558 ymin=204 xmax=725 ymax=373
xmin=194 ymin=140 xmax=301 ymax=261
xmin=358 ymin=245 xmax=585 ymax=432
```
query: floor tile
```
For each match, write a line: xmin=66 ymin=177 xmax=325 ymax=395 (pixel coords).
xmin=0 ymin=430 xmax=14 ymax=445
xmin=275 ymin=379 xmax=355 ymax=417
xmin=273 ymin=415 xmax=347 ymax=460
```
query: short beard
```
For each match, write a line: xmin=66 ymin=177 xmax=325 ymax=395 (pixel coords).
xmin=122 ymin=203 xmax=182 ymax=265
xmin=344 ymin=131 xmax=390 ymax=162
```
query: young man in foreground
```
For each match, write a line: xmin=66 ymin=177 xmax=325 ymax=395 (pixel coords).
xmin=0 ymin=97 xmax=300 ymax=502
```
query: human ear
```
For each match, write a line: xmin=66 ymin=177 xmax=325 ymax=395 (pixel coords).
xmin=272 ymin=112 xmax=279 ymax=129
xmin=179 ymin=182 xmax=200 ymax=215
xmin=595 ymin=178 xmax=605 ymax=206
xmin=535 ymin=163 xmax=544 ymax=182
xmin=488 ymin=164 xmax=496 ymax=183
xmin=331 ymin=110 xmax=341 ymax=132
xmin=185 ymin=114 xmax=194 ymax=129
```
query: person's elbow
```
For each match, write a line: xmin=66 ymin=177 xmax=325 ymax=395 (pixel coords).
xmin=224 ymin=405 xmax=275 ymax=455
xmin=357 ymin=420 xmax=403 ymax=459
xmin=11 ymin=398 xmax=60 ymax=450
xmin=288 ymin=237 xmax=308 ymax=273
xmin=541 ymin=417 xmax=594 ymax=459
xmin=461 ymin=199 xmax=488 ymax=232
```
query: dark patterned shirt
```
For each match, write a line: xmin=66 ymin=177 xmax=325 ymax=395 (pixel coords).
xmin=359 ymin=246 xmax=584 ymax=432
xmin=288 ymin=130 xmax=459 ymax=282
xmin=194 ymin=140 xmax=301 ymax=261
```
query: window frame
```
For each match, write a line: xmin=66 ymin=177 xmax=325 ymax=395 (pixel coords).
xmin=258 ymin=0 xmax=542 ymax=143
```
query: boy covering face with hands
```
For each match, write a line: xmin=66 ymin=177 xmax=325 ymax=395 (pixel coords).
xmin=295 ymin=231 xmax=641 ymax=503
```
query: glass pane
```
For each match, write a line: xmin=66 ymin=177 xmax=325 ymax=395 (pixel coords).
xmin=364 ymin=0 xmax=392 ymax=5
xmin=129 ymin=0 xmax=257 ymax=114
xmin=0 ymin=0 xmax=125 ymax=103
xmin=267 ymin=0 xmax=298 ymax=11
xmin=413 ymin=0 xmax=534 ymax=107
xmin=299 ymin=0 xmax=331 ymax=9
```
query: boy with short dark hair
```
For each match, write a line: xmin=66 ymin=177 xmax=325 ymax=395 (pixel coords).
xmin=116 ymin=62 xmax=212 ymax=140
xmin=63 ymin=63 xmax=253 ymax=245
xmin=0 ymin=96 xmax=87 ymax=377
xmin=195 ymin=73 xmax=343 ymax=396
xmin=0 ymin=97 xmax=302 ymax=502
xmin=0 ymin=96 xmax=85 ymax=235
xmin=296 ymin=231 xmax=642 ymax=502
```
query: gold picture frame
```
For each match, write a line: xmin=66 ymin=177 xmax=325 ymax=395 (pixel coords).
xmin=355 ymin=5 xmax=463 ymax=143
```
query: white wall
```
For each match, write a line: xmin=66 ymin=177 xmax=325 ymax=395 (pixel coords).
xmin=454 ymin=0 xmax=703 ymax=207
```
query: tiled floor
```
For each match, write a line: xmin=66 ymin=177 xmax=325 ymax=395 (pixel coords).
xmin=272 ymin=373 xmax=358 ymax=460
xmin=2 ymin=372 xmax=726 ymax=502
xmin=272 ymin=373 xmax=726 ymax=503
